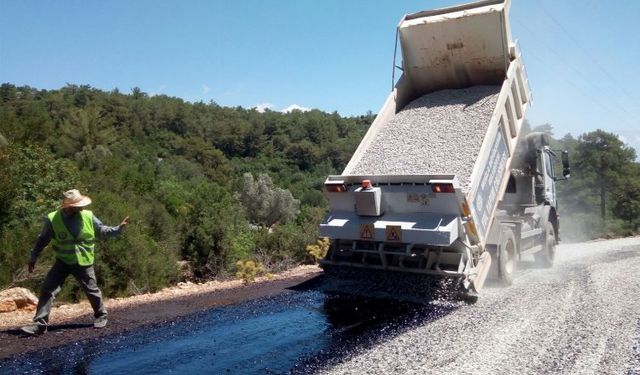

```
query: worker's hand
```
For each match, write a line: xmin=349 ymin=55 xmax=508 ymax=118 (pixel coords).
xmin=120 ymin=216 xmax=130 ymax=228
xmin=28 ymin=260 xmax=35 ymax=274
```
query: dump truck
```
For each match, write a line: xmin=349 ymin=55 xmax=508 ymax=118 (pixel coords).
xmin=318 ymin=0 xmax=570 ymax=296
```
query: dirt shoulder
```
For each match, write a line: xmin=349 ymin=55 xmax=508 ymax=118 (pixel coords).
xmin=0 ymin=265 xmax=322 ymax=360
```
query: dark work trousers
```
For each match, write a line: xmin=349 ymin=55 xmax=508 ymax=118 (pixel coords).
xmin=33 ymin=259 xmax=107 ymax=327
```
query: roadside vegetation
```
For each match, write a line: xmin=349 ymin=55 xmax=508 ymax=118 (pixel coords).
xmin=0 ymin=83 xmax=369 ymax=300
xmin=0 ymin=83 xmax=637 ymax=301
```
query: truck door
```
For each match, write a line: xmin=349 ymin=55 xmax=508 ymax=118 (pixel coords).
xmin=543 ymin=151 xmax=556 ymax=206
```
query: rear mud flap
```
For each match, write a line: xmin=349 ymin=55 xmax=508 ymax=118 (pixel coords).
xmin=469 ymin=251 xmax=492 ymax=293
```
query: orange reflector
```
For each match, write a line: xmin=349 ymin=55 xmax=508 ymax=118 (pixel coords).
xmin=362 ymin=179 xmax=372 ymax=189
xmin=461 ymin=200 xmax=471 ymax=217
xmin=325 ymin=183 xmax=346 ymax=193
xmin=432 ymin=183 xmax=455 ymax=193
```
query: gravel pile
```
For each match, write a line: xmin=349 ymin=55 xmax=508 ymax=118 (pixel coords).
xmin=319 ymin=237 xmax=640 ymax=375
xmin=348 ymin=85 xmax=501 ymax=192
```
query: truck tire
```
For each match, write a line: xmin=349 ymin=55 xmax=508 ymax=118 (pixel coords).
xmin=535 ymin=221 xmax=556 ymax=268
xmin=498 ymin=229 xmax=517 ymax=286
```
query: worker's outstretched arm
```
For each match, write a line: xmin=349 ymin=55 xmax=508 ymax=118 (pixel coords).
xmin=93 ymin=215 xmax=129 ymax=238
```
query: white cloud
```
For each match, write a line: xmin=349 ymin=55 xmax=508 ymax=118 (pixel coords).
xmin=252 ymin=103 xmax=312 ymax=113
xmin=281 ymin=104 xmax=310 ymax=113
xmin=202 ymin=84 xmax=211 ymax=94
xmin=254 ymin=103 xmax=274 ymax=113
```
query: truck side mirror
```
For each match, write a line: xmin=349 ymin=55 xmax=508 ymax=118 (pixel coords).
xmin=561 ymin=150 xmax=570 ymax=178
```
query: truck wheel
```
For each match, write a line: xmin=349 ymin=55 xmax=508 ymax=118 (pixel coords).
xmin=535 ymin=221 xmax=555 ymax=268
xmin=498 ymin=229 xmax=517 ymax=286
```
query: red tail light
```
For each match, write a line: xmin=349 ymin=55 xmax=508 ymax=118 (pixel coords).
xmin=325 ymin=183 xmax=347 ymax=193
xmin=432 ymin=183 xmax=455 ymax=193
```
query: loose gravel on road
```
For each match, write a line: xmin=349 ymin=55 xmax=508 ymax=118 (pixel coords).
xmin=347 ymin=86 xmax=501 ymax=192
xmin=318 ymin=237 xmax=640 ymax=375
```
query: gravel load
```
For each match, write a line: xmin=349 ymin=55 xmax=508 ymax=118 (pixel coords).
xmin=347 ymin=85 xmax=501 ymax=192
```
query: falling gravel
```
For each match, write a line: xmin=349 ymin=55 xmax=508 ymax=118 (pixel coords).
xmin=347 ymin=85 xmax=501 ymax=192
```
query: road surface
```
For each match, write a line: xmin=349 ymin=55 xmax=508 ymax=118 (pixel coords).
xmin=1 ymin=237 xmax=638 ymax=374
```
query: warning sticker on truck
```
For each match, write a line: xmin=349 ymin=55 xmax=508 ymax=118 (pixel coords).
xmin=386 ymin=225 xmax=402 ymax=242
xmin=360 ymin=224 xmax=374 ymax=240
xmin=471 ymin=127 xmax=509 ymax=240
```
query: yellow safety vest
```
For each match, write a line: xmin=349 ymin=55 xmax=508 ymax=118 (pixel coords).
xmin=48 ymin=210 xmax=96 ymax=266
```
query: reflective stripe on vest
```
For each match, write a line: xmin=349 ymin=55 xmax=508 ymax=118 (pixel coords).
xmin=48 ymin=210 xmax=96 ymax=266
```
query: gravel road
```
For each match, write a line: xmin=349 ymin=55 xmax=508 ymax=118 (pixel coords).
xmin=319 ymin=237 xmax=640 ymax=375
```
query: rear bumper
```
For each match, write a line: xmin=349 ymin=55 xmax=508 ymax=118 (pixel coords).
xmin=320 ymin=239 xmax=469 ymax=278
xmin=320 ymin=259 xmax=465 ymax=278
xmin=319 ymin=212 xmax=461 ymax=246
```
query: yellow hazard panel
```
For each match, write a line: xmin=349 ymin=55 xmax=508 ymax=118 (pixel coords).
xmin=360 ymin=224 xmax=374 ymax=240
xmin=385 ymin=225 xmax=402 ymax=242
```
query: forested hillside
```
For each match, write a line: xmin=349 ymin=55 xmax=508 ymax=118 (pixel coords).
xmin=0 ymin=84 xmax=369 ymax=299
xmin=0 ymin=83 xmax=638 ymax=301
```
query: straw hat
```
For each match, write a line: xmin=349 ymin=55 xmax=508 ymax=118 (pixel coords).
xmin=61 ymin=189 xmax=92 ymax=208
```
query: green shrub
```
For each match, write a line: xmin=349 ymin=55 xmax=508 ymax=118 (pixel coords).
xmin=3 ymin=144 xmax=81 ymax=226
xmin=96 ymin=223 xmax=179 ymax=297
xmin=182 ymin=183 xmax=250 ymax=278
xmin=235 ymin=260 xmax=267 ymax=284
xmin=236 ymin=173 xmax=300 ymax=227
xmin=0 ymin=223 xmax=44 ymax=289
xmin=252 ymin=223 xmax=308 ymax=272
xmin=306 ymin=237 xmax=330 ymax=262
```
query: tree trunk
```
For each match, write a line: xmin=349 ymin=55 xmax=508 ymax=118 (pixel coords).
xmin=599 ymin=154 xmax=606 ymax=226
xmin=600 ymin=180 xmax=606 ymax=225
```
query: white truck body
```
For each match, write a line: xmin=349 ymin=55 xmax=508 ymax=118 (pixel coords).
xmin=319 ymin=0 xmax=564 ymax=293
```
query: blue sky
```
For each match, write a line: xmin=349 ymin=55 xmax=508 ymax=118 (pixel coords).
xmin=1 ymin=0 xmax=639 ymax=154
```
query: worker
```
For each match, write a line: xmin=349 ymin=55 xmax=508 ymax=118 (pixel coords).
xmin=21 ymin=189 xmax=129 ymax=335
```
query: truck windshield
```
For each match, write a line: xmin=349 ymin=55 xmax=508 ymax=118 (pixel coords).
xmin=545 ymin=152 xmax=554 ymax=178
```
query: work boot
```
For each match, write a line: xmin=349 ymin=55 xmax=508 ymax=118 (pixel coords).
xmin=94 ymin=315 xmax=108 ymax=328
xmin=21 ymin=324 xmax=47 ymax=336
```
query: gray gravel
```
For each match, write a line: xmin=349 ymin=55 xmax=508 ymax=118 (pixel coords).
xmin=347 ymin=86 xmax=501 ymax=192
xmin=319 ymin=237 xmax=640 ymax=375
